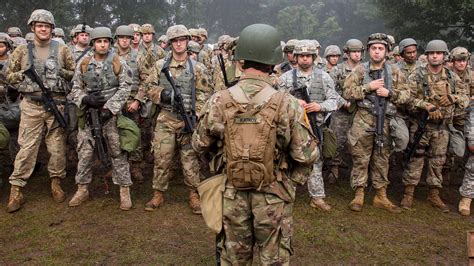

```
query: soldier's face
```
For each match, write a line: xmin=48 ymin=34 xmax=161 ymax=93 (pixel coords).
xmin=191 ymin=35 xmax=201 ymax=43
xmin=0 ymin=43 xmax=7 ymax=56
xmin=171 ymin=37 xmax=188 ymax=54
xmin=348 ymin=51 xmax=362 ymax=63
xmin=296 ymin=54 xmax=314 ymax=70
xmin=327 ymin=55 xmax=340 ymax=65
xmin=453 ymin=59 xmax=468 ymax=72
xmin=117 ymin=36 xmax=131 ymax=49
xmin=427 ymin=51 xmax=444 ymax=66
xmin=32 ymin=22 xmax=52 ymax=41
xmin=159 ymin=41 xmax=168 ymax=49
xmin=368 ymin=44 xmax=386 ymax=63
xmin=133 ymin=32 xmax=141 ymax=44
xmin=287 ymin=52 xmax=296 ymax=64
xmin=77 ymin=33 xmax=90 ymax=46
xmin=94 ymin=38 xmax=110 ymax=55
xmin=142 ymin=33 xmax=153 ymax=43
xmin=402 ymin=45 xmax=417 ymax=63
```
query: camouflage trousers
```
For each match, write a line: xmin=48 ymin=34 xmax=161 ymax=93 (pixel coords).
xmin=75 ymin=116 xmax=132 ymax=186
xmin=220 ymin=188 xmax=293 ymax=265
xmin=347 ymin=109 xmax=390 ymax=189
xmin=402 ymin=123 xmax=449 ymax=188
xmin=10 ymin=99 xmax=67 ymax=187
xmin=307 ymin=160 xmax=326 ymax=198
xmin=460 ymin=153 xmax=474 ymax=198
xmin=152 ymin=111 xmax=200 ymax=191
xmin=326 ymin=110 xmax=352 ymax=168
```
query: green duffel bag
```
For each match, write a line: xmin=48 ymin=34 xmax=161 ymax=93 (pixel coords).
xmin=322 ymin=127 xmax=337 ymax=159
xmin=117 ymin=115 xmax=141 ymax=152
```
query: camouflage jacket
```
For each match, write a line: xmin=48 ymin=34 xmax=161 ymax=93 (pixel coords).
xmin=69 ymin=52 xmax=133 ymax=115
xmin=198 ymin=44 xmax=213 ymax=72
xmin=467 ymin=101 xmax=474 ymax=147
xmin=117 ymin=47 xmax=140 ymax=97
xmin=0 ymin=58 xmax=9 ymax=100
xmin=397 ymin=60 xmax=421 ymax=79
xmin=137 ymin=42 xmax=165 ymax=82
xmin=70 ymin=44 xmax=91 ymax=63
xmin=457 ymin=67 xmax=474 ymax=97
xmin=192 ymin=72 xmax=319 ymax=199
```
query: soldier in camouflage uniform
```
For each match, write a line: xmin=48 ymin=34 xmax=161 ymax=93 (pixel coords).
xmin=137 ymin=24 xmax=166 ymax=82
xmin=69 ymin=24 xmax=93 ymax=62
xmin=279 ymin=40 xmax=339 ymax=211
xmin=6 ymin=9 xmax=75 ymax=212
xmin=323 ymin=45 xmax=341 ymax=73
xmin=274 ymin=39 xmax=298 ymax=77
xmin=187 ymin=40 xmax=201 ymax=61
xmin=68 ymin=27 xmax=133 ymax=210
xmin=157 ymin=34 xmax=169 ymax=51
xmin=128 ymin=23 xmax=141 ymax=52
xmin=211 ymin=35 xmax=234 ymax=91
xmin=344 ymin=33 xmax=411 ymax=213
xmin=460 ymin=101 xmax=474 ymax=216
xmin=114 ymin=25 xmax=145 ymax=182
xmin=325 ymin=39 xmax=364 ymax=183
xmin=192 ymin=23 xmax=318 ymax=265
xmin=25 ymin=33 xmax=35 ymax=44
xmin=312 ymin=39 xmax=326 ymax=69
xmin=7 ymin=27 xmax=22 ymax=38
xmin=137 ymin=25 xmax=212 ymax=214
xmin=189 ymin=28 xmax=213 ymax=72
xmin=400 ymin=40 xmax=469 ymax=212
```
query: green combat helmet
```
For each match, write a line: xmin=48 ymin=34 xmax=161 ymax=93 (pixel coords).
xmin=324 ymin=45 xmax=342 ymax=58
xmin=198 ymin=28 xmax=208 ymax=40
xmin=399 ymin=38 xmax=417 ymax=54
xmin=234 ymin=24 xmax=282 ymax=66
xmin=7 ymin=27 xmax=22 ymax=37
xmin=425 ymin=40 xmax=448 ymax=54
xmin=283 ymin=39 xmax=298 ymax=53
xmin=343 ymin=39 xmax=364 ymax=52
xmin=392 ymin=46 xmax=400 ymax=56
xmin=74 ymin=24 xmax=93 ymax=35
xmin=450 ymin=47 xmax=470 ymax=61
xmin=0 ymin=33 xmax=13 ymax=50
xmin=27 ymin=9 xmax=55 ymax=28
xmin=217 ymin=35 xmax=231 ymax=49
xmin=128 ymin=23 xmax=141 ymax=33
xmin=53 ymin=28 xmax=65 ymax=38
xmin=114 ymin=25 xmax=134 ymax=38
xmin=166 ymin=25 xmax=191 ymax=42
xmin=293 ymin=40 xmax=318 ymax=55
xmin=189 ymin=28 xmax=199 ymax=38
xmin=187 ymin=41 xmax=201 ymax=53
xmin=89 ymin=27 xmax=113 ymax=45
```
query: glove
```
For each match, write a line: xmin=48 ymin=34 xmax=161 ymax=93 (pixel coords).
xmin=82 ymin=93 xmax=106 ymax=108
xmin=428 ymin=109 xmax=443 ymax=120
xmin=160 ymin=88 xmax=173 ymax=105
xmin=100 ymin=109 xmax=113 ymax=122
xmin=438 ymin=95 xmax=456 ymax=106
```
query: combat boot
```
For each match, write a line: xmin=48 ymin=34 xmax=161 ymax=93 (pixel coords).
xmin=130 ymin=162 xmax=144 ymax=183
xmin=427 ymin=187 xmax=449 ymax=213
xmin=119 ymin=186 xmax=132 ymax=211
xmin=145 ymin=190 xmax=164 ymax=211
xmin=68 ymin=184 xmax=89 ymax=207
xmin=310 ymin=197 xmax=331 ymax=211
xmin=400 ymin=185 xmax=415 ymax=209
xmin=51 ymin=178 xmax=66 ymax=203
xmin=189 ymin=190 xmax=202 ymax=215
xmin=373 ymin=187 xmax=402 ymax=213
xmin=349 ymin=187 xmax=364 ymax=212
xmin=6 ymin=185 xmax=25 ymax=213
xmin=458 ymin=197 xmax=471 ymax=216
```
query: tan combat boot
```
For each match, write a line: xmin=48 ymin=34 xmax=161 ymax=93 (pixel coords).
xmin=51 ymin=178 xmax=66 ymax=203
xmin=373 ymin=187 xmax=402 ymax=213
xmin=119 ymin=186 xmax=132 ymax=211
xmin=349 ymin=187 xmax=364 ymax=212
xmin=145 ymin=190 xmax=164 ymax=211
xmin=427 ymin=187 xmax=449 ymax=213
xmin=189 ymin=190 xmax=202 ymax=215
xmin=68 ymin=184 xmax=89 ymax=207
xmin=130 ymin=162 xmax=144 ymax=183
xmin=400 ymin=185 xmax=415 ymax=210
xmin=310 ymin=197 xmax=331 ymax=211
xmin=6 ymin=185 xmax=25 ymax=213
xmin=458 ymin=197 xmax=471 ymax=216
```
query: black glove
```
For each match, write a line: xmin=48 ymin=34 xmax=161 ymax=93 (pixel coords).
xmin=100 ymin=109 xmax=113 ymax=122
xmin=82 ymin=93 xmax=106 ymax=108
xmin=160 ymin=88 xmax=173 ymax=105
xmin=6 ymin=86 xmax=20 ymax=102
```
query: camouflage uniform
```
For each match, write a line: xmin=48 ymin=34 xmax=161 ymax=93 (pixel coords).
xmin=192 ymin=72 xmax=318 ymax=265
xmin=460 ymin=102 xmax=474 ymax=199
xmin=137 ymin=42 xmax=165 ymax=82
xmin=279 ymin=66 xmax=338 ymax=201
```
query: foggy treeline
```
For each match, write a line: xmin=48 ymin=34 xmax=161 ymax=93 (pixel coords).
xmin=1 ymin=0 xmax=472 ymax=49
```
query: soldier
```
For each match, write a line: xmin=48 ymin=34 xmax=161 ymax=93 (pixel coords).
xmin=325 ymin=39 xmax=364 ymax=183
xmin=192 ymin=23 xmax=318 ymax=265
xmin=137 ymin=24 xmax=165 ymax=82
xmin=138 ymin=25 xmax=211 ymax=214
xmin=7 ymin=27 xmax=22 ymax=38
xmin=52 ymin=28 xmax=66 ymax=44
xmin=449 ymin=47 xmax=473 ymax=130
xmin=400 ymin=40 xmax=469 ymax=212
xmin=279 ymin=40 xmax=339 ymax=211
xmin=392 ymin=46 xmax=402 ymax=63
xmin=187 ymin=40 xmax=201 ymax=61
xmin=194 ymin=28 xmax=213 ymax=71
xmin=70 ymin=24 xmax=93 ymax=62
xmin=157 ymin=34 xmax=169 ymax=51
xmin=344 ymin=33 xmax=411 ymax=213
xmin=68 ymin=27 xmax=133 ymax=210
xmin=312 ymin=39 xmax=326 ymax=68
xmin=114 ymin=25 xmax=144 ymax=182
xmin=210 ymin=35 xmax=232 ymax=91
xmin=397 ymin=38 xmax=420 ymax=77
xmin=128 ymin=23 xmax=141 ymax=52
xmin=460 ymin=101 xmax=474 ymax=216
xmin=323 ymin=45 xmax=341 ymax=73
xmin=274 ymin=39 xmax=297 ymax=77
xmin=6 ymin=9 xmax=75 ymax=212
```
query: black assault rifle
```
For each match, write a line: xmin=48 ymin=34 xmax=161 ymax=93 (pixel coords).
xmin=86 ymin=108 xmax=111 ymax=168
xmin=217 ymin=54 xmax=237 ymax=88
xmin=291 ymin=86 xmax=323 ymax=149
xmin=404 ymin=106 xmax=437 ymax=163
xmin=367 ymin=69 xmax=386 ymax=154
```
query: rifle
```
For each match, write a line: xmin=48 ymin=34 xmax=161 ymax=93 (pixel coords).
xmin=86 ymin=108 xmax=111 ymax=168
xmin=161 ymin=59 xmax=196 ymax=134
xmin=404 ymin=107 xmax=436 ymax=163
xmin=217 ymin=54 xmax=237 ymax=88
xmin=291 ymin=85 xmax=323 ymax=148
xmin=368 ymin=69 xmax=386 ymax=154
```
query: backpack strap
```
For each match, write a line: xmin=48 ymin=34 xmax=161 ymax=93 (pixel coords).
xmin=80 ymin=56 xmax=91 ymax=74
xmin=228 ymin=84 xmax=277 ymax=106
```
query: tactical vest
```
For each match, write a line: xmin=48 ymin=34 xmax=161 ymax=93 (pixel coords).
xmin=291 ymin=68 xmax=326 ymax=103
xmin=20 ymin=41 xmax=64 ymax=93
xmin=159 ymin=57 xmax=196 ymax=113
xmin=357 ymin=62 xmax=397 ymax=116
xmin=81 ymin=51 xmax=121 ymax=101
xmin=123 ymin=49 xmax=139 ymax=93
xmin=219 ymin=84 xmax=285 ymax=190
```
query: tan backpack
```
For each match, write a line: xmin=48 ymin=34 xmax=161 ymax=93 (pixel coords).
xmin=219 ymin=84 xmax=285 ymax=190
